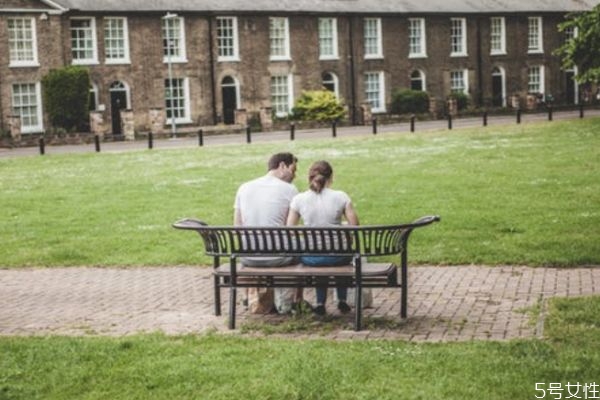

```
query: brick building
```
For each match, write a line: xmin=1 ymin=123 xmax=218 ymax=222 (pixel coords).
xmin=0 ymin=0 xmax=596 ymax=138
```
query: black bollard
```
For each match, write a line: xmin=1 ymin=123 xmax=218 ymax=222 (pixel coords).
xmin=94 ymin=134 xmax=101 ymax=152
xmin=246 ymin=126 xmax=251 ymax=143
xmin=483 ymin=111 xmax=488 ymax=127
xmin=198 ymin=129 xmax=204 ymax=146
xmin=372 ymin=117 xmax=377 ymax=134
xmin=332 ymin=120 xmax=337 ymax=138
xmin=410 ymin=115 xmax=415 ymax=132
xmin=516 ymin=108 xmax=521 ymax=124
xmin=148 ymin=132 xmax=153 ymax=149
xmin=447 ymin=114 xmax=452 ymax=130
xmin=548 ymin=105 xmax=553 ymax=121
xmin=579 ymin=103 xmax=584 ymax=119
xmin=290 ymin=123 xmax=295 ymax=141
xmin=39 ymin=137 xmax=45 ymax=155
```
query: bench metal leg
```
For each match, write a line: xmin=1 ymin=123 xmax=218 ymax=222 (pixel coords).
xmin=401 ymin=256 xmax=408 ymax=319
xmin=354 ymin=287 xmax=362 ymax=331
xmin=229 ymin=287 xmax=237 ymax=329
xmin=214 ymin=275 xmax=221 ymax=316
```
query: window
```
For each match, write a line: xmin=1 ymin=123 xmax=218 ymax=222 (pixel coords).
xmin=322 ymin=72 xmax=339 ymax=98
xmin=490 ymin=17 xmax=506 ymax=55
xmin=8 ymin=17 xmax=38 ymax=67
xmin=164 ymin=78 xmax=191 ymax=123
xmin=527 ymin=66 xmax=544 ymax=94
xmin=217 ymin=17 xmax=239 ymax=61
xmin=450 ymin=18 xmax=467 ymax=56
xmin=364 ymin=71 xmax=385 ymax=112
xmin=70 ymin=17 xmax=98 ymax=64
xmin=563 ymin=26 xmax=578 ymax=43
xmin=450 ymin=70 xmax=468 ymax=94
xmin=410 ymin=70 xmax=425 ymax=91
xmin=162 ymin=16 xmax=187 ymax=62
xmin=408 ymin=18 xmax=426 ymax=58
xmin=270 ymin=75 xmax=293 ymax=117
xmin=269 ymin=17 xmax=290 ymax=60
xmin=11 ymin=82 xmax=43 ymax=133
xmin=364 ymin=18 xmax=383 ymax=59
xmin=318 ymin=18 xmax=338 ymax=60
xmin=528 ymin=17 xmax=543 ymax=53
xmin=104 ymin=17 xmax=130 ymax=64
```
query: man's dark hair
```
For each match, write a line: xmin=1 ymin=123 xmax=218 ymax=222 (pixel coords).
xmin=267 ymin=152 xmax=298 ymax=170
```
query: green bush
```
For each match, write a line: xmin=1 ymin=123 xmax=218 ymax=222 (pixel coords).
xmin=390 ymin=89 xmax=430 ymax=114
xmin=449 ymin=92 xmax=470 ymax=111
xmin=291 ymin=90 xmax=346 ymax=122
xmin=42 ymin=66 xmax=90 ymax=132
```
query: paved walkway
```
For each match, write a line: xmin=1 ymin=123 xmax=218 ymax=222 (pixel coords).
xmin=1 ymin=265 xmax=598 ymax=341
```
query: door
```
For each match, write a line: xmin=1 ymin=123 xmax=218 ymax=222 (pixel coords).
xmin=221 ymin=77 xmax=237 ymax=125
xmin=492 ymin=68 xmax=504 ymax=107
xmin=110 ymin=92 xmax=126 ymax=136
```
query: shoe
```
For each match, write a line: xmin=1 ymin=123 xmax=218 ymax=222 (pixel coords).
xmin=337 ymin=301 xmax=351 ymax=314
xmin=313 ymin=305 xmax=326 ymax=316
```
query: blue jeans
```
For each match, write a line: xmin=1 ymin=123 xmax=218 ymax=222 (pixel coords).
xmin=301 ymin=256 xmax=352 ymax=305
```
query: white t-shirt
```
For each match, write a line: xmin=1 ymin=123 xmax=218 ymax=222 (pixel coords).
xmin=234 ymin=174 xmax=298 ymax=226
xmin=289 ymin=188 xmax=351 ymax=226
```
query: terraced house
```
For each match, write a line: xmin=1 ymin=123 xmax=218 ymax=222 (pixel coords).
xmin=0 ymin=0 xmax=596 ymax=138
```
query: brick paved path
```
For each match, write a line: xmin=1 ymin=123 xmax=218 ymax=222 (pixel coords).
xmin=1 ymin=266 xmax=598 ymax=341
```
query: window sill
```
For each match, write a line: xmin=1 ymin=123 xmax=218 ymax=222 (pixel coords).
xmin=319 ymin=56 xmax=339 ymax=61
xmin=408 ymin=54 xmax=427 ymax=59
xmin=218 ymin=57 xmax=240 ymax=63
xmin=450 ymin=53 xmax=468 ymax=58
xmin=105 ymin=59 xmax=131 ymax=65
xmin=72 ymin=60 xmax=100 ymax=66
xmin=9 ymin=62 xmax=40 ymax=68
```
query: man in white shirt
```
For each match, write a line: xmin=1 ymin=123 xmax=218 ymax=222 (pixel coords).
xmin=233 ymin=152 xmax=299 ymax=314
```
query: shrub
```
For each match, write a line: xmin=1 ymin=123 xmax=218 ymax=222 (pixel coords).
xmin=42 ymin=66 xmax=90 ymax=132
xmin=390 ymin=89 xmax=430 ymax=114
xmin=449 ymin=92 xmax=470 ymax=111
xmin=291 ymin=90 xmax=346 ymax=122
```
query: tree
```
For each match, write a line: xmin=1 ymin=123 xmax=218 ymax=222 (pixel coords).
xmin=555 ymin=4 xmax=600 ymax=84
xmin=42 ymin=66 xmax=90 ymax=132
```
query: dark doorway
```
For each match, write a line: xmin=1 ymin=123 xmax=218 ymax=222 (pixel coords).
xmin=492 ymin=68 xmax=503 ymax=107
xmin=221 ymin=77 xmax=237 ymax=125
xmin=109 ymin=81 xmax=127 ymax=137
xmin=565 ymin=70 xmax=576 ymax=104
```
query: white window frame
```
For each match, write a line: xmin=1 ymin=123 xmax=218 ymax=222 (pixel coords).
xmin=364 ymin=71 xmax=386 ymax=113
xmin=11 ymin=82 xmax=44 ymax=134
xmin=565 ymin=66 xmax=579 ymax=105
xmin=450 ymin=69 xmax=469 ymax=95
xmin=70 ymin=17 xmax=98 ymax=65
xmin=8 ymin=17 xmax=39 ymax=67
xmin=322 ymin=72 xmax=339 ymax=98
xmin=410 ymin=69 xmax=426 ymax=91
xmin=217 ymin=16 xmax=240 ymax=62
xmin=318 ymin=18 xmax=338 ymax=60
xmin=490 ymin=17 xmax=506 ymax=55
xmin=104 ymin=17 xmax=130 ymax=64
xmin=408 ymin=18 xmax=427 ymax=58
xmin=162 ymin=16 xmax=187 ymax=63
xmin=164 ymin=77 xmax=192 ymax=124
xmin=364 ymin=18 xmax=383 ymax=59
xmin=269 ymin=17 xmax=291 ymax=61
xmin=528 ymin=17 xmax=543 ymax=54
xmin=527 ymin=65 xmax=545 ymax=95
xmin=270 ymin=74 xmax=293 ymax=117
xmin=450 ymin=18 xmax=467 ymax=57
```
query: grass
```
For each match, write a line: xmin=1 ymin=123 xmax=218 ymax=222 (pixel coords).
xmin=0 ymin=118 xmax=598 ymax=267
xmin=1 ymin=295 xmax=599 ymax=400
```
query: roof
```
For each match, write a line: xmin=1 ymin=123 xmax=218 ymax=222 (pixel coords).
xmin=52 ymin=0 xmax=598 ymax=14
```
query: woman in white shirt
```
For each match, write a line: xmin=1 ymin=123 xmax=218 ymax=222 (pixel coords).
xmin=286 ymin=160 xmax=359 ymax=316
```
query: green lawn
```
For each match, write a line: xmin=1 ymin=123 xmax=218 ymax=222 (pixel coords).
xmin=0 ymin=118 xmax=598 ymax=267
xmin=1 ymin=295 xmax=599 ymax=400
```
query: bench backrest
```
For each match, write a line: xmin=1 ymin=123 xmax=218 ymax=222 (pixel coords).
xmin=173 ymin=216 xmax=440 ymax=258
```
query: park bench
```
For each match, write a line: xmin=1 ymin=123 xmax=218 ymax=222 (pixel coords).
xmin=173 ymin=215 xmax=440 ymax=331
